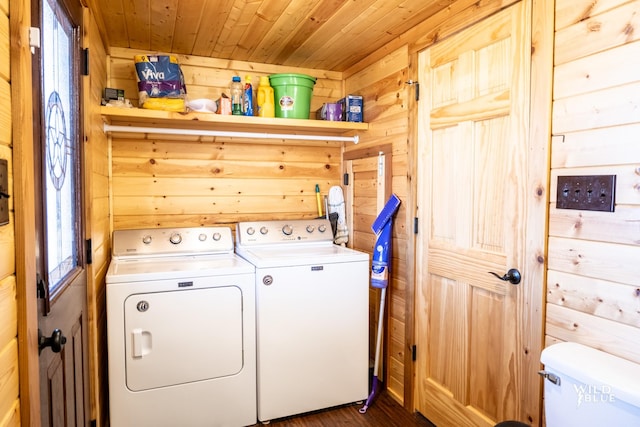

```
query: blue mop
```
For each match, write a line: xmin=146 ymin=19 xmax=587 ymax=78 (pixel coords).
xmin=359 ymin=194 xmax=401 ymax=414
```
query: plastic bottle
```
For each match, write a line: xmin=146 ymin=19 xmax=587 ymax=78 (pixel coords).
xmin=230 ymin=76 xmax=243 ymax=115
xmin=256 ymin=76 xmax=275 ymax=118
xmin=244 ymin=75 xmax=254 ymax=116
xmin=370 ymin=221 xmax=391 ymax=289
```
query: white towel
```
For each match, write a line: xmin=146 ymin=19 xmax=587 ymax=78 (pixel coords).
xmin=328 ymin=186 xmax=349 ymax=246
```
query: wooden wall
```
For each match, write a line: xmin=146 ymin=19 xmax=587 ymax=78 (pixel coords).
xmin=107 ymin=47 xmax=343 ymax=116
xmin=344 ymin=46 xmax=410 ymax=403
xmin=106 ymin=48 xmax=346 ymax=230
xmin=547 ymin=0 xmax=640 ymax=362
xmin=0 ymin=0 xmax=20 ymax=424
xmin=84 ymin=8 xmax=111 ymax=426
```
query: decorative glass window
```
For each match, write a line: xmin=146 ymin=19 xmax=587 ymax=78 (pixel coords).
xmin=41 ymin=0 xmax=82 ymax=303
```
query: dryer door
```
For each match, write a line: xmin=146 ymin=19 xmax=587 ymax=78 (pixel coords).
xmin=124 ymin=286 xmax=243 ymax=391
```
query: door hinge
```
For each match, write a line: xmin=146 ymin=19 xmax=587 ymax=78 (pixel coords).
xmin=29 ymin=27 xmax=40 ymax=54
xmin=343 ymin=173 xmax=349 ymax=186
xmin=37 ymin=274 xmax=51 ymax=315
xmin=0 ymin=159 xmax=9 ymax=225
xmin=412 ymin=344 xmax=417 ymax=361
xmin=405 ymin=80 xmax=419 ymax=101
xmin=82 ymin=48 xmax=89 ymax=76
xmin=36 ymin=275 xmax=46 ymax=299
xmin=86 ymin=238 xmax=92 ymax=265
xmin=414 ymin=217 xmax=419 ymax=234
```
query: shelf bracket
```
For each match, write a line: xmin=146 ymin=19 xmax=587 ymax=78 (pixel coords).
xmin=103 ymin=124 xmax=360 ymax=144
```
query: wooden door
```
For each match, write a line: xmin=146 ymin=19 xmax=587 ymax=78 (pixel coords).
xmin=33 ymin=0 xmax=90 ymax=425
xmin=38 ymin=281 xmax=89 ymax=427
xmin=415 ymin=2 xmax=539 ymax=425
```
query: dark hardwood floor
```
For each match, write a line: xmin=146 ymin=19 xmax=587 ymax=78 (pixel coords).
xmin=253 ymin=391 xmax=436 ymax=426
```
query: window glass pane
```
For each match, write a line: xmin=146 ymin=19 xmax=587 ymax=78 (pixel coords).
xmin=42 ymin=0 xmax=78 ymax=294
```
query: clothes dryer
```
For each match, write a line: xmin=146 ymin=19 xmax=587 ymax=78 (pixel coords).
xmin=106 ymin=227 xmax=256 ymax=427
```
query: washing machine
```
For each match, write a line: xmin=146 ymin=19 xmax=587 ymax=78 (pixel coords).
xmin=235 ymin=218 xmax=369 ymax=423
xmin=106 ymin=226 xmax=256 ymax=427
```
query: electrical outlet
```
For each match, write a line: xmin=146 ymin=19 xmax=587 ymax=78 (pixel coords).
xmin=556 ymin=175 xmax=616 ymax=212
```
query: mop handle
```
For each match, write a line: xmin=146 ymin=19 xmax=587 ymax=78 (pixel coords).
xmin=372 ymin=287 xmax=387 ymax=376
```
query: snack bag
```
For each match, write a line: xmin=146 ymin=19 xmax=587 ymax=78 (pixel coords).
xmin=134 ymin=54 xmax=187 ymax=111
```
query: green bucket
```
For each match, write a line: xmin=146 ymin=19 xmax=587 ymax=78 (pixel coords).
xmin=269 ymin=73 xmax=316 ymax=119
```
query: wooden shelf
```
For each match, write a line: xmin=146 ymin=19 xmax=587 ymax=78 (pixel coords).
xmin=100 ymin=106 xmax=368 ymax=138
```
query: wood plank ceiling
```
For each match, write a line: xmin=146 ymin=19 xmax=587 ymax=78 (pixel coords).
xmin=89 ymin=0 xmax=455 ymax=72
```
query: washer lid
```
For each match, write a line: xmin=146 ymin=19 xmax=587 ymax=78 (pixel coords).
xmin=106 ymin=254 xmax=255 ymax=283
xmin=235 ymin=243 xmax=369 ymax=268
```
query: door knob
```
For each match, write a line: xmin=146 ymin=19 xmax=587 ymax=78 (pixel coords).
xmin=488 ymin=268 xmax=521 ymax=285
xmin=39 ymin=328 xmax=67 ymax=353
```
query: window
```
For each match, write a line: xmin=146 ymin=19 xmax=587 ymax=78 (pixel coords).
xmin=34 ymin=0 xmax=84 ymax=313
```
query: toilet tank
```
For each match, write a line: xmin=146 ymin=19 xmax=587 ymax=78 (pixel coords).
xmin=540 ymin=342 xmax=640 ymax=427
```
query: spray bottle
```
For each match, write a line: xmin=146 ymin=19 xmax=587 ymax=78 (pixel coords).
xmin=244 ymin=75 xmax=254 ymax=116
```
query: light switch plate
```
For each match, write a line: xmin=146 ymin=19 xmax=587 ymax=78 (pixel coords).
xmin=556 ymin=175 xmax=616 ymax=212
xmin=0 ymin=159 xmax=8 ymax=225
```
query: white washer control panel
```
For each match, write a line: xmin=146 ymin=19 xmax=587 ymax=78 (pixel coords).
xmin=236 ymin=219 xmax=333 ymax=246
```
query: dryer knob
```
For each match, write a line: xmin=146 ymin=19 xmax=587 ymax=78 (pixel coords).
xmin=198 ymin=233 xmax=207 ymax=241
xmin=136 ymin=300 xmax=149 ymax=312
xmin=282 ymin=225 xmax=293 ymax=236
xmin=306 ymin=225 xmax=315 ymax=233
xmin=212 ymin=232 xmax=221 ymax=241
xmin=260 ymin=226 xmax=269 ymax=235
xmin=142 ymin=235 xmax=152 ymax=244
xmin=318 ymin=224 xmax=327 ymax=233
xmin=246 ymin=227 xmax=255 ymax=235
xmin=169 ymin=233 xmax=182 ymax=244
